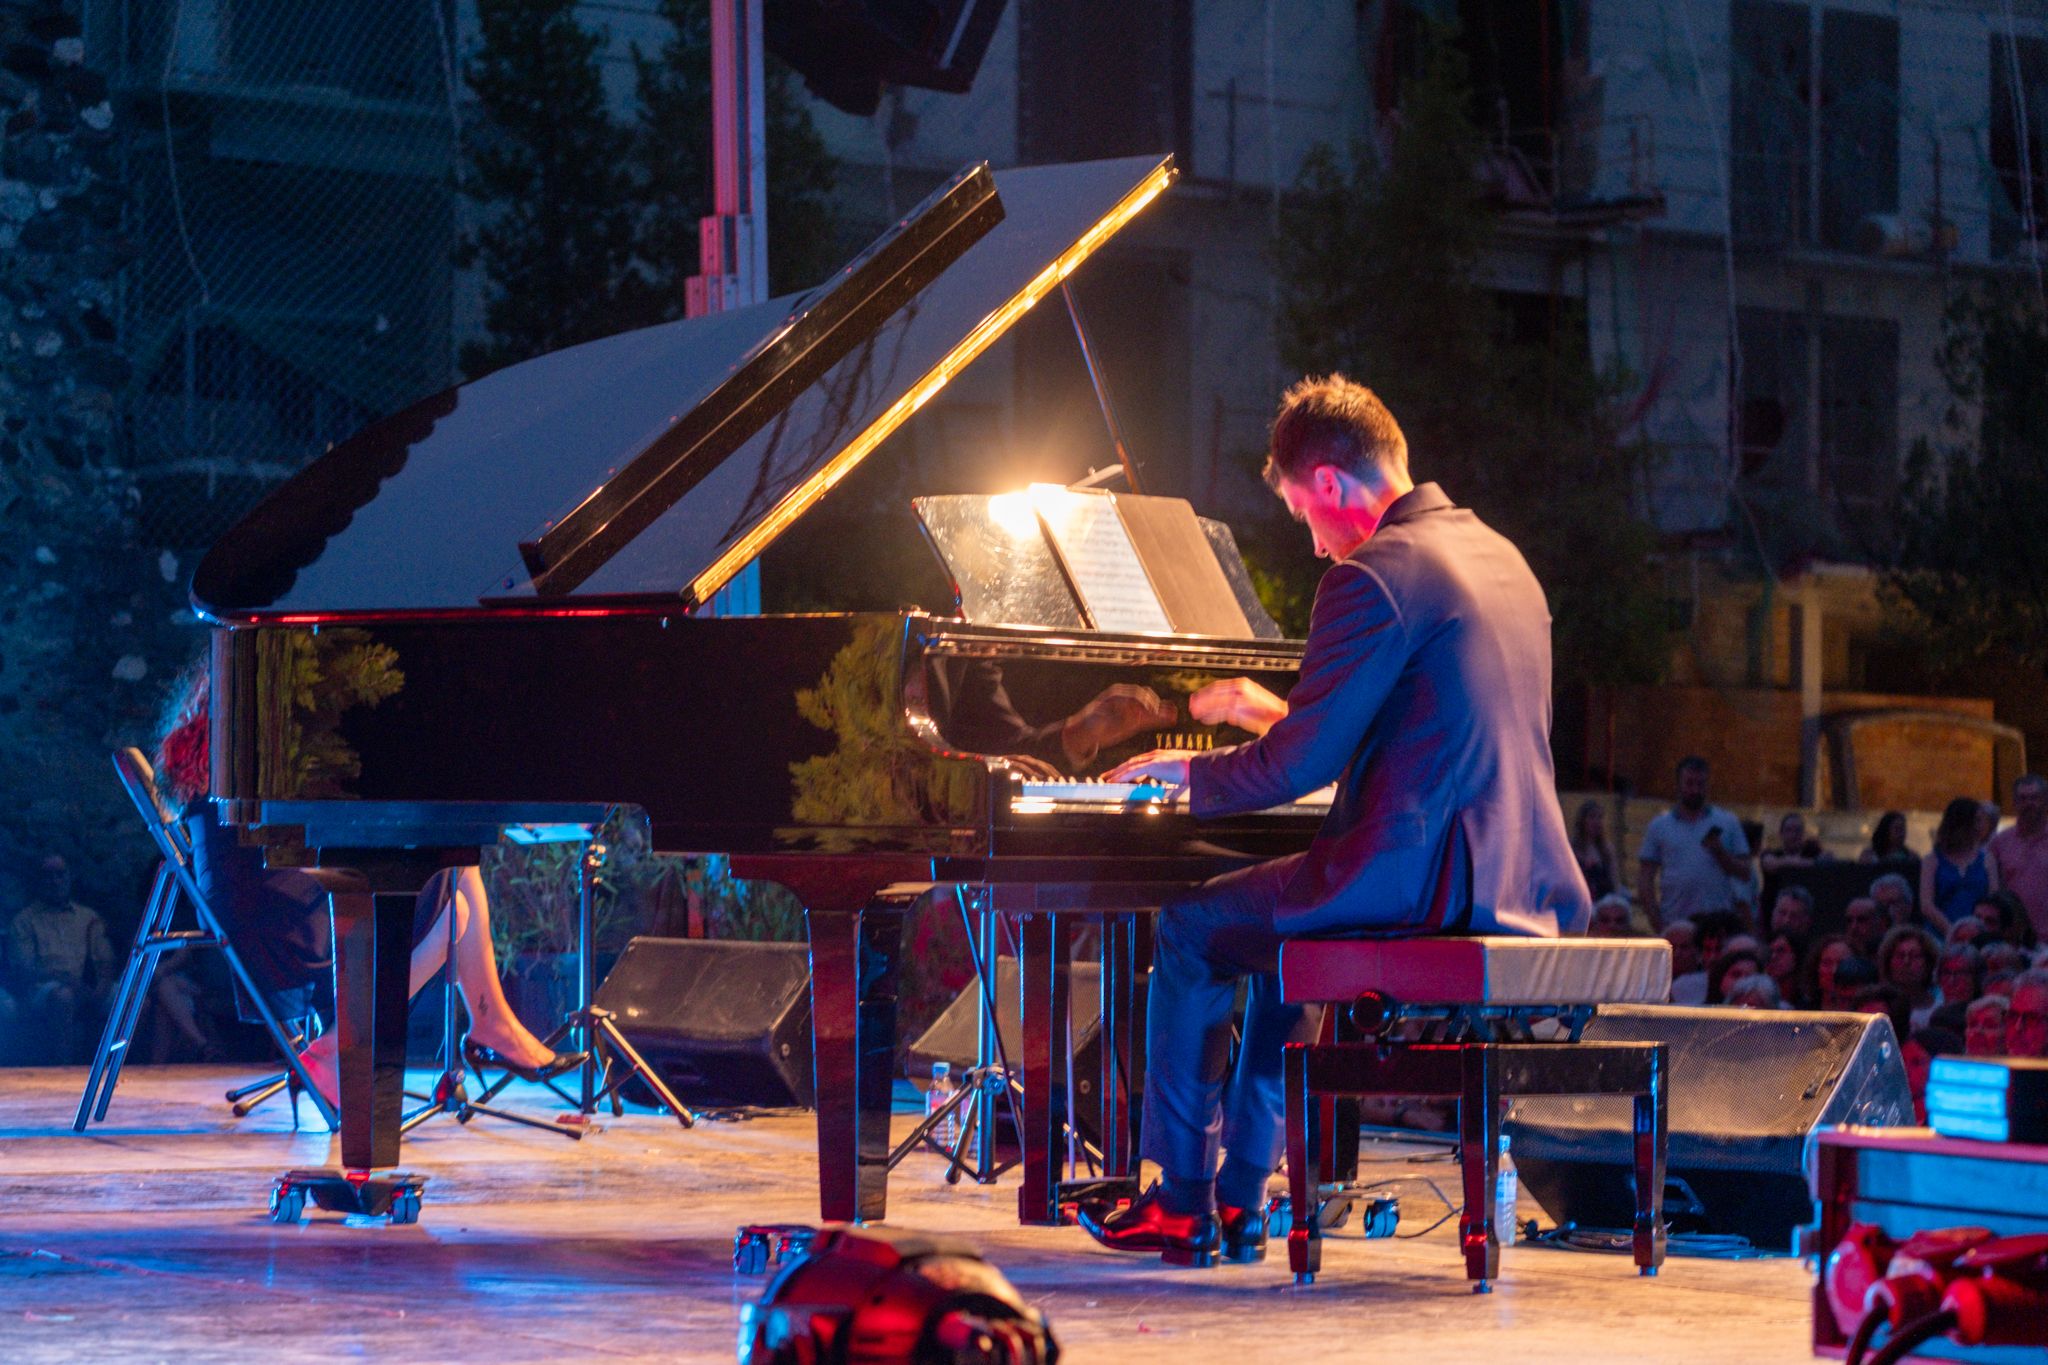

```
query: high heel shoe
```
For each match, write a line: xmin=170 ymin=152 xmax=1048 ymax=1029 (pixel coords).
xmin=286 ymin=1063 xmax=340 ymax=1130
xmin=462 ymin=1038 xmax=589 ymax=1085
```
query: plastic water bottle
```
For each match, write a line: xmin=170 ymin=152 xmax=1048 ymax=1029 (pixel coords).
xmin=1495 ymin=1133 xmax=1519 ymax=1247
xmin=927 ymin=1062 xmax=961 ymax=1152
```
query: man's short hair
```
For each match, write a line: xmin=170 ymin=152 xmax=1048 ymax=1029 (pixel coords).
xmin=1676 ymin=756 xmax=1709 ymax=779
xmin=1774 ymin=885 xmax=1815 ymax=912
xmin=1967 ymin=994 xmax=2010 ymax=1020
xmin=1869 ymin=873 xmax=1913 ymax=901
xmin=1264 ymin=374 xmax=1409 ymax=487
xmin=1725 ymin=975 xmax=1782 ymax=1009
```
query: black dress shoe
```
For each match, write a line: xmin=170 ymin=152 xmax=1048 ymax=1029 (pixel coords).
xmin=463 ymin=1039 xmax=589 ymax=1085
xmin=1076 ymin=1183 xmax=1220 ymax=1267
xmin=1219 ymin=1203 xmax=1266 ymax=1264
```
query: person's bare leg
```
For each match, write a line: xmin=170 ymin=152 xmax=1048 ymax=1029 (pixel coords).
xmin=297 ymin=868 xmax=557 ymax=1100
xmin=441 ymin=867 xmax=553 ymax=1068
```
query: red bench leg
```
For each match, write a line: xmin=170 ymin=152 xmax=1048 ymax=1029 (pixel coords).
xmin=1285 ymin=1042 xmax=1321 ymax=1284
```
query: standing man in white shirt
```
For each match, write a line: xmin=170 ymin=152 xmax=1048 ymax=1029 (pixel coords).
xmin=1636 ymin=757 xmax=1752 ymax=931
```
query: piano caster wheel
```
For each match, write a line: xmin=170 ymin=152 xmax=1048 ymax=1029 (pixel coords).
xmin=1293 ymin=1272 xmax=1315 ymax=1287
xmin=1639 ymin=1265 xmax=1658 ymax=1278
xmin=387 ymin=1190 xmax=422 ymax=1226
xmin=1472 ymin=1280 xmax=1493 ymax=1295
xmin=269 ymin=1181 xmax=305 ymax=1224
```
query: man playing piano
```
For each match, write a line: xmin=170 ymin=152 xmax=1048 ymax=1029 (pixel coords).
xmin=1088 ymin=374 xmax=1591 ymax=1265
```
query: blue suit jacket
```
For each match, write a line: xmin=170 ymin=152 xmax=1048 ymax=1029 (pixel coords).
xmin=1189 ymin=483 xmax=1590 ymax=938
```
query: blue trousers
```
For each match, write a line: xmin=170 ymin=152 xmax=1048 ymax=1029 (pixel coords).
xmin=1139 ymin=853 xmax=1325 ymax=1185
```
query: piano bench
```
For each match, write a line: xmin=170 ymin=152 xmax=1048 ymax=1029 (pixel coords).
xmin=1276 ymin=936 xmax=1672 ymax=1291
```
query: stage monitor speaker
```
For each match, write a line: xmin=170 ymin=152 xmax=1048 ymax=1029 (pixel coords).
xmin=594 ymin=937 xmax=814 ymax=1109
xmin=1508 ymin=1005 xmax=1913 ymax=1252
xmin=766 ymin=0 xmax=1008 ymax=115
xmin=909 ymin=956 xmax=1121 ymax=1142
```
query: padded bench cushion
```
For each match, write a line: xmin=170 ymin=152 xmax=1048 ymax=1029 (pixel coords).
xmin=1279 ymin=936 xmax=1671 ymax=1007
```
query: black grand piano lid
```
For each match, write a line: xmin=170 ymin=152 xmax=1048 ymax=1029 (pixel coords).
xmin=191 ymin=154 xmax=1178 ymax=621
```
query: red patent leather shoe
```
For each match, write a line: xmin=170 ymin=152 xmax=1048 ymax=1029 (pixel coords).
xmin=1076 ymin=1184 xmax=1220 ymax=1267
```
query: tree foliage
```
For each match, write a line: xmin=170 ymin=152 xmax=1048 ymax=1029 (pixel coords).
xmin=1887 ymin=289 xmax=2048 ymax=675
xmin=456 ymin=0 xmax=640 ymax=377
xmin=459 ymin=0 xmax=845 ymax=377
xmin=1273 ymin=35 xmax=1667 ymax=698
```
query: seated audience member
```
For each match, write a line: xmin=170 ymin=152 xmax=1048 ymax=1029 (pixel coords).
xmin=1768 ymin=885 xmax=1815 ymax=939
xmin=1903 ymin=1026 xmax=1966 ymax=1122
xmin=1965 ymin=996 xmax=2011 ymax=1056
xmin=7 ymin=854 xmax=115 ymax=1064
xmin=1572 ymin=799 xmax=1618 ymax=902
xmin=1869 ymin=874 xmax=1924 ymax=931
xmin=1878 ymin=925 xmax=1943 ymax=1030
xmin=1832 ymin=954 xmax=1880 ymax=1010
xmin=1973 ymin=890 xmax=2038 ymax=952
xmin=1936 ymin=943 xmax=1984 ymax=1013
xmin=1860 ymin=810 xmax=1918 ymax=867
xmin=1705 ymin=945 xmax=1766 ymax=1005
xmin=1588 ymin=893 xmax=1640 ymax=937
xmin=1664 ymin=919 xmax=1704 ymax=1004
xmin=1947 ymin=917 xmax=1986 ymax=946
xmin=1765 ymin=931 xmax=1808 ymax=1008
xmin=1760 ymin=812 xmax=1825 ymax=875
xmin=1921 ymin=797 xmax=1998 ymax=935
xmin=1803 ymin=935 xmax=1852 ymax=1011
xmin=1844 ymin=897 xmax=1888 ymax=962
xmin=1989 ymin=774 xmax=2048 ymax=940
xmin=1982 ymin=941 xmax=2031 ymax=980
xmin=2002 ymin=970 xmax=2048 ymax=1058
xmin=1985 ymin=969 xmax=2022 ymax=999
xmin=1725 ymin=974 xmax=1783 ymax=1009
xmin=1854 ymin=983 xmax=1914 ymax=1045
xmin=1672 ymin=910 xmax=1746 ymax=1005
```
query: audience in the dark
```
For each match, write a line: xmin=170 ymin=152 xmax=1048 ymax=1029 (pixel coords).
xmin=1854 ymin=983 xmax=1914 ymax=1047
xmin=1861 ymin=810 xmax=1917 ymax=866
xmin=1572 ymin=799 xmax=1618 ymax=902
xmin=1936 ymin=943 xmax=1984 ymax=1017
xmin=1765 ymin=931 xmax=1807 ymax=1008
xmin=1802 ymin=935 xmax=1852 ymax=1011
xmin=6 ymin=855 xmax=115 ymax=1065
xmin=1989 ymin=774 xmax=2048 ymax=940
xmin=1876 ymin=925 xmax=1941 ymax=1030
xmin=2003 ymin=970 xmax=2048 ymax=1058
xmin=1725 ymin=974 xmax=1782 ymax=1009
xmin=1966 ymin=996 xmax=2011 ymax=1055
xmin=1843 ymin=897 xmax=1888 ymax=963
xmin=1902 ymin=1025 xmax=1966 ymax=1121
xmin=1768 ymin=885 xmax=1815 ymax=939
xmin=1869 ymin=874 xmax=1922 ymax=932
xmin=1759 ymin=811 xmax=1825 ymax=875
xmin=1704 ymin=945 xmax=1766 ymax=1005
xmin=1971 ymin=890 xmax=2037 ymax=952
xmin=1589 ymin=893 xmax=1638 ymax=937
xmin=1922 ymin=797 xmax=1996 ymax=935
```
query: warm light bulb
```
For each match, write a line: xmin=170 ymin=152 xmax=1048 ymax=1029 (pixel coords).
xmin=987 ymin=490 xmax=1039 ymax=539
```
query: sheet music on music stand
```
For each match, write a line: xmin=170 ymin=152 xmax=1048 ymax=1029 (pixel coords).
xmin=1027 ymin=485 xmax=1173 ymax=633
xmin=911 ymin=487 xmax=1276 ymax=637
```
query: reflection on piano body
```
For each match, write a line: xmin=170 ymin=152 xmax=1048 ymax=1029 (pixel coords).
xmin=194 ymin=154 xmax=1326 ymax=1226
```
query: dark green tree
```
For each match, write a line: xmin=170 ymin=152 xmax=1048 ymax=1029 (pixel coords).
xmin=624 ymin=0 xmax=844 ymax=319
xmin=1273 ymin=35 xmax=1667 ymax=714
xmin=457 ymin=0 xmax=639 ymax=377
xmin=1887 ymin=289 xmax=2048 ymax=674
xmin=0 ymin=4 xmax=189 ymax=913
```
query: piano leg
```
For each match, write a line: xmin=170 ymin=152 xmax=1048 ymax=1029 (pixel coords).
xmin=330 ymin=888 xmax=417 ymax=1171
xmin=1097 ymin=912 xmax=1136 ymax=1179
xmin=806 ymin=894 xmax=909 ymax=1224
xmin=1017 ymin=911 xmax=1076 ymax=1226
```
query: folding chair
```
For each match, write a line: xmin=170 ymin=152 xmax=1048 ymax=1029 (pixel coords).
xmin=74 ymin=749 xmax=339 ymax=1131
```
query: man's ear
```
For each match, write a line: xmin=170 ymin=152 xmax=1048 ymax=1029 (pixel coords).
xmin=1313 ymin=464 xmax=1343 ymax=500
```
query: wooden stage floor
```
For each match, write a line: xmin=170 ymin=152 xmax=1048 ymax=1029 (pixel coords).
xmin=0 ymin=1066 xmax=1815 ymax=1363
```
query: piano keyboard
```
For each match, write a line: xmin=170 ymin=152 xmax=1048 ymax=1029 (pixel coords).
xmin=1013 ymin=779 xmax=1334 ymax=816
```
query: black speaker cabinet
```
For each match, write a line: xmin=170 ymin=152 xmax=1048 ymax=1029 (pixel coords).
xmin=1508 ymin=1005 xmax=1914 ymax=1252
xmin=908 ymin=956 xmax=1122 ymax=1143
xmin=595 ymin=938 xmax=814 ymax=1109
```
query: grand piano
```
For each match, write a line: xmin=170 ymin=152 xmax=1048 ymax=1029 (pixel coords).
xmin=195 ymin=154 xmax=1325 ymax=1225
